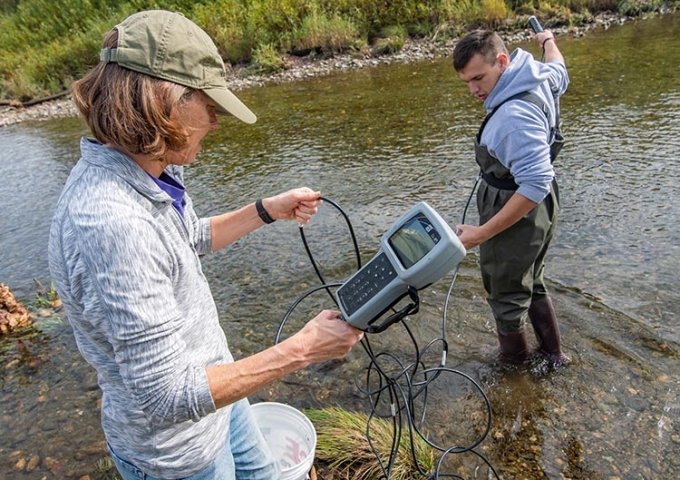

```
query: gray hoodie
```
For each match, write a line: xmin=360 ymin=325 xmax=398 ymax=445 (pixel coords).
xmin=481 ymin=48 xmax=569 ymax=203
xmin=48 ymin=138 xmax=232 ymax=477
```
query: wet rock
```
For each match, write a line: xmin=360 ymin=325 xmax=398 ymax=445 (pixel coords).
xmin=26 ymin=454 xmax=40 ymax=471
xmin=14 ymin=456 xmax=26 ymax=471
xmin=39 ymin=416 xmax=60 ymax=432
xmin=8 ymin=450 xmax=23 ymax=461
xmin=79 ymin=440 xmax=107 ymax=456
xmin=623 ymin=395 xmax=649 ymax=412
xmin=5 ymin=358 xmax=21 ymax=369
xmin=43 ymin=456 xmax=62 ymax=476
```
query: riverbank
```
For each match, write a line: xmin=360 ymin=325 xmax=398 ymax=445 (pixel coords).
xmin=0 ymin=9 xmax=665 ymax=128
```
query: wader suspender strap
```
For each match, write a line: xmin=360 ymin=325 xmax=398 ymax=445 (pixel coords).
xmin=477 ymin=91 xmax=563 ymax=190
xmin=477 ymin=91 xmax=557 ymax=145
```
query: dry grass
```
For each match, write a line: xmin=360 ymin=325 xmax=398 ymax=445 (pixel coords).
xmin=305 ymin=406 xmax=435 ymax=480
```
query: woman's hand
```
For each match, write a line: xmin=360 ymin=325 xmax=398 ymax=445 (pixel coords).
xmin=262 ymin=188 xmax=322 ymax=225
xmin=292 ymin=310 xmax=364 ymax=365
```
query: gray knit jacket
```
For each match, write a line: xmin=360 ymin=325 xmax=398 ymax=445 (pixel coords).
xmin=48 ymin=138 xmax=232 ymax=478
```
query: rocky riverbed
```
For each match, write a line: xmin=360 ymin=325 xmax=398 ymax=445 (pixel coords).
xmin=0 ymin=11 xmax=644 ymax=128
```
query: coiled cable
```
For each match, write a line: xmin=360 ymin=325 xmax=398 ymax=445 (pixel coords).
xmin=275 ymin=195 xmax=499 ymax=479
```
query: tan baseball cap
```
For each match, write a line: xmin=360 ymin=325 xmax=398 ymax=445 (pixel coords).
xmin=99 ymin=10 xmax=256 ymax=124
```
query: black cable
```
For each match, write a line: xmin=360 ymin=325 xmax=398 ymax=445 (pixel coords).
xmin=461 ymin=173 xmax=481 ymax=226
xmin=274 ymin=282 xmax=342 ymax=344
xmin=298 ymin=196 xmax=362 ymax=305
xmin=276 ymin=197 xmax=499 ymax=479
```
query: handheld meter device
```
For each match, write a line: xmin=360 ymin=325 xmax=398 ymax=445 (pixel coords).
xmin=528 ymin=15 xmax=544 ymax=33
xmin=336 ymin=202 xmax=466 ymax=332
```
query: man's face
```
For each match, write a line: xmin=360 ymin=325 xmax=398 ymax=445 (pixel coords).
xmin=457 ymin=52 xmax=508 ymax=102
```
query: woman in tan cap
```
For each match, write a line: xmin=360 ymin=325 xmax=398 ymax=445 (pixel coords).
xmin=48 ymin=10 xmax=363 ymax=480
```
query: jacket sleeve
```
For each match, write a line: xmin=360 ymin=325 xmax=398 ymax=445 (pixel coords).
xmin=545 ymin=60 xmax=569 ymax=97
xmin=485 ymin=101 xmax=554 ymax=203
xmin=72 ymin=196 xmax=217 ymax=426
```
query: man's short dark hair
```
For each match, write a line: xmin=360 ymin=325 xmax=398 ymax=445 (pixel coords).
xmin=452 ymin=30 xmax=508 ymax=71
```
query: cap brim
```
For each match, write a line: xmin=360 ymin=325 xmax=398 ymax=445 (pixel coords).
xmin=203 ymin=87 xmax=257 ymax=124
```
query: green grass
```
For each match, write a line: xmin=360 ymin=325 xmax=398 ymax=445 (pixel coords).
xmin=94 ymin=456 xmax=121 ymax=480
xmin=33 ymin=281 xmax=60 ymax=309
xmin=0 ymin=0 xmax=676 ymax=101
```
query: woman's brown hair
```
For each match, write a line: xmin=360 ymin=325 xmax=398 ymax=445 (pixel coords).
xmin=72 ymin=29 xmax=193 ymax=160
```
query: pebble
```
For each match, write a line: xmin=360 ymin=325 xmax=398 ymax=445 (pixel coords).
xmin=43 ymin=456 xmax=62 ymax=475
xmin=14 ymin=456 xmax=26 ymax=471
xmin=26 ymin=454 xmax=40 ymax=471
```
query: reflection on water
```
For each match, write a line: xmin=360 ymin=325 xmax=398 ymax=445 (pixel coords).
xmin=1 ymin=14 xmax=679 ymax=480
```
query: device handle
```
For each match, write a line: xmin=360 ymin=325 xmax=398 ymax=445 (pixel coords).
xmin=366 ymin=287 xmax=420 ymax=334
xmin=528 ymin=15 xmax=543 ymax=33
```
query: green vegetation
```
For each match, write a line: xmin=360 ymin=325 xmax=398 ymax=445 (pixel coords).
xmin=0 ymin=0 xmax=676 ymax=101
xmin=33 ymin=279 xmax=61 ymax=309
xmin=94 ymin=456 xmax=122 ymax=480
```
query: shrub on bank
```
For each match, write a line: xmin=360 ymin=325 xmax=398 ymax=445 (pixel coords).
xmin=0 ymin=0 xmax=676 ymax=101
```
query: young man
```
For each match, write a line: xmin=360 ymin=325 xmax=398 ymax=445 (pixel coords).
xmin=49 ymin=10 xmax=363 ymax=480
xmin=452 ymin=29 xmax=570 ymax=368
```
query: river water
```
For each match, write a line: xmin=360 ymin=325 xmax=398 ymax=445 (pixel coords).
xmin=1 ymin=14 xmax=678 ymax=480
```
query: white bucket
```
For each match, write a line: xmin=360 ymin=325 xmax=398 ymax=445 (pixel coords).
xmin=251 ymin=402 xmax=317 ymax=480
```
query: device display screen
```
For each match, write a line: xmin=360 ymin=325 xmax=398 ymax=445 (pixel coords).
xmin=388 ymin=213 xmax=440 ymax=269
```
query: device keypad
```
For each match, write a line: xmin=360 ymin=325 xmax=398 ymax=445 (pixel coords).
xmin=338 ymin=252 xmax=396 ymax=316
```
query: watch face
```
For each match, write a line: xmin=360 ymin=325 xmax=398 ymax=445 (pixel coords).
xmin=388 ymin=213 xmax=438 ymax=269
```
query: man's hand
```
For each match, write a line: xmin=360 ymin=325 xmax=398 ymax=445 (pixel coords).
xmin=262 ymin=188 xmax=322 ymax=225
xmin=455 ymin=224 xmax=489 ymax=250
xmin=535 ymin=30 xmax=555 ymax=48
xmin=534 ymin=29 xmax=564 ymax=64
xmin=456 ymin=193 xmax=538 ymax=250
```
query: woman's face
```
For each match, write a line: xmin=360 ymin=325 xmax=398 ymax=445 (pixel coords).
xmin=166 ymin=91 xmax=219 ymax=166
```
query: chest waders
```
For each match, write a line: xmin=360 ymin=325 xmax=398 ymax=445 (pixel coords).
xmin=475 ymin=92 xmax=569 ymax=367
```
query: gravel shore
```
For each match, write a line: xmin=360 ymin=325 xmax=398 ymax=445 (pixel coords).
xmin=0 ymin=11 xmax=645 ymax=128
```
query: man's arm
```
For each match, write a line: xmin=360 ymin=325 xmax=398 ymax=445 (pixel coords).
xmin=536 ymin=30 xmax=564 ymax=65
xmin=456 ymin=193 xmax=537 ymax=249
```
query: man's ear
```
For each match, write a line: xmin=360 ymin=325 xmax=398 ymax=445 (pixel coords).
xmin=497 ymin=52 xmax=510 ymax=71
